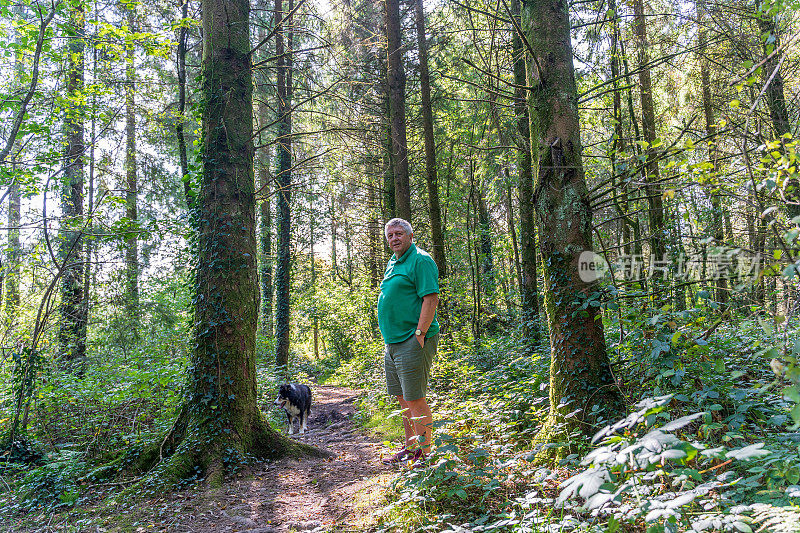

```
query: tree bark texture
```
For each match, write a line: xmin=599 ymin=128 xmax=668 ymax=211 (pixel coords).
xmin=413 ymin=0 xmax=446 ymax=277
xmin=512 ymin=0 xmax=539 ymax=339
xmin=59 ymin=2 xmax=88 ymax=367
xmin=181 ymin=0 xmax=288 ymax=485
xmin=385 ymin=0 xmax=411 ymax=221
xmin=522 ymin=0 xmax=623 ymax=446
xmin=274 ymin=0 xmax=293 ymax=371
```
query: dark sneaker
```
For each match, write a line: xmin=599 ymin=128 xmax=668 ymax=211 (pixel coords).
xmin=381 ymin=447 xmax=413 ymax=465
xmin=409 ymin=448 xmax=429 ymax=469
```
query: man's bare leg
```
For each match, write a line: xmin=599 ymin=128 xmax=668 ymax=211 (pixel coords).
xmin=405 ymin=397 xmax=433 ymax=455
xmin=397 ymin=396 xmax=415 ymax=449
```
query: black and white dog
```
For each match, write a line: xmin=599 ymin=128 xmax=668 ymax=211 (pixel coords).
xmin=273 ymin=383 xmax=312 ymax=435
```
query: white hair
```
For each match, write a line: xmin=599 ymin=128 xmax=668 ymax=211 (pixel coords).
xmin=384 ymin=218 xmax=413 ymax=238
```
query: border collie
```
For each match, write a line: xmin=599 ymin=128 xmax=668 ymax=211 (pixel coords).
xmin=273 ymin=383 xmax=312 ymax=435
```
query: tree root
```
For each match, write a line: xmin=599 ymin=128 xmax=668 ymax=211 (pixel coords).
xmin=93 ymin=406 xmax=332 ymax=505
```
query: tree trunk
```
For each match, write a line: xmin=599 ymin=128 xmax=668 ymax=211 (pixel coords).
xmin=632 ymin=0 xmax=666 ymax=272
xmin=369 ymin=182 xmax=380 ymax=287
xmin=330 ymin=194 xmax=338 ymax=279
xmin=116 ymin=0 xmax=326 ymax=492
xmin=385 ymin=0 xmax=411 ymax=221
xmin=274 ymin=0 xmax=294 ymax=373
xmin=512 ymin=0 xmax=539 ymax=340
xmin=756 ymin=5 xmax=797 ymax=220
xmin=413 ymin=0 xmax=446 ymax=277
xmin=176 ymin=0 xmax=193 ymax=208
xmin=59 ymin=2 xmax=88 ymax=369
xmin=124 ymin=3 xmax=139 ymax=332
xmin=258 ymin=132 xmax=273 ymax=337
xmin=6 ymin=3 xmax=24 ymax=322
xmin=6 ymin=179 xmax=20 ymax=322
xmin=129 ymin=0 xmax=320 ymax=489
xmin=477 ymin=188 xmax=495 ymax=300
xmin=698 ymin=0 xmax=727 ymax=304
xmin=256 ymin=14 xmax=273 ymax=338
xmin=522 ymin=0 xmax=624 ymax=449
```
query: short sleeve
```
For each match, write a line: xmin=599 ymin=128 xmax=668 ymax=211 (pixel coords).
xmin=414 ymin=255 xmax=440 ymax=298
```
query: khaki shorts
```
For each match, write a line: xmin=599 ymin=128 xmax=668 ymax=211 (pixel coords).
xmin=384 ymin=334 xmax=439 ymax=401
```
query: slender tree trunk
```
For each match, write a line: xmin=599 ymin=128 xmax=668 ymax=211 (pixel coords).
xmin=369 ymin=182 xmax=380 ymax=287
xmin=632 ymin=0 xmax=666 ymax=271
xmin=513 ymin=0 xmax=540 ymax=340
xmin=256 ymin=8 xmax=273 ymax=337
xmin=84 ymin=0 xmax=97 ymax=317
xmin=330 ymin=194 xmax=338 ymax=279
xmin=413 ymin=0 xmax=446 ymax=276
xmin=258 ymin=139 xmax=273 ymax=337
xmin=477 ymin=188 xmax=495 ymax=300
xmin=6 ymin=3 xmax=23 ymax=321
xmin=274 ymin=0 xmax=293 ymax=372
xmin=522 ymin=0 xmax=623 ymax=448
xmin=756 ymin=4 xmax=797 ymax=219
xmin=124 ymin=3 xmax=139 ymax=332
xmin=344 ymin=218 xmax=353 ymax=286
xmin=59 ymin=2 xmax=88 ymax=369
xmin=385 ymin=0 xmax=410 ymax=221
xmin=505 ymin=178 xmax=522 ymax=299
xmin=698 ymin=1 xmax=727 ymax=304
xmin=310 ymin=208 xmax=319 ymax=358
xmin=176 ymin=0 xmax=192 ymax=208
xmin=6 ymin=180 xmax=20 ymax=322
xmin=607 ymin=0 xmax=637 ymax=258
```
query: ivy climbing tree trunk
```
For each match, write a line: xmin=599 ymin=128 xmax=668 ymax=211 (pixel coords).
xmin=385 ymin=0 xmax=411 ymax=221
xmin=120 ymin=0 xmax=323 ymax=493
xmin=59 ymin=1 xmax=88 ymax=369
xmin=522 ymin=0 xmax=624 ymax=450
xmin=512 ymin=0 xmax=539 ymax=342
xmin=124 ymin=2 xmax=139 ymax=333
xmin=274 ymin=0 xmax=294 ymax=372
xmin=117 ymin=0 xmax=325 ymax=494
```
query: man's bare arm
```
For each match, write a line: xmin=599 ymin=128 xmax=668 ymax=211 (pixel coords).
xmin=415 ymin=293 xmax=439 ymax=346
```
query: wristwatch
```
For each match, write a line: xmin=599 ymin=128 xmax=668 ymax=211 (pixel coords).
xmin=415 ymin=329 xmax=424 ymax=336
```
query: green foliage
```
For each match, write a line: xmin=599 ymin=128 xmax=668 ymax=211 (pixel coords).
xmin=10 ymin=450 xmax=87 ymax=513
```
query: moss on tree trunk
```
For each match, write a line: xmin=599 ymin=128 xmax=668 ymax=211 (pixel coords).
xmin=115 ymin=0 xmax=326 ymax=499
xmin=522 ymin=0 xmax=624 ymax=459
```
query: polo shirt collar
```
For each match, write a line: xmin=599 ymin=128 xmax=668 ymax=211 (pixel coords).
xmin=393 ymin=243 xmax=417 ymax=264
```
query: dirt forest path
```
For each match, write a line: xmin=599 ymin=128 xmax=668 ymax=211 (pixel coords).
xmin=139 ymin=385 xmax=396 ymax=533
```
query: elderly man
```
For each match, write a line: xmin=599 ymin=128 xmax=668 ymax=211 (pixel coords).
xmin=377 ymin=218 xmax=440 ymax=466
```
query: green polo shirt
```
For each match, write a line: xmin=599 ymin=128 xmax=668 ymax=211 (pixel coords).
xmin=377 ymin=244 xmax=440 ymax=344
